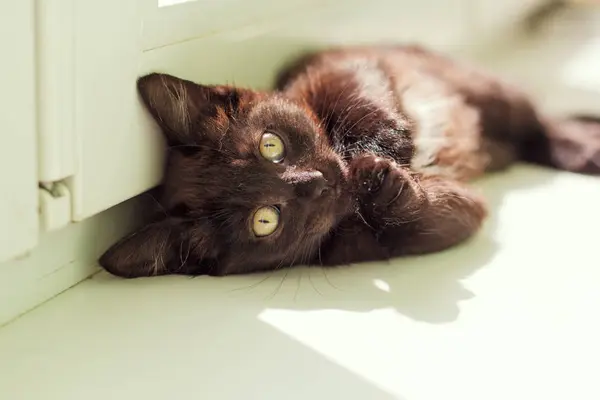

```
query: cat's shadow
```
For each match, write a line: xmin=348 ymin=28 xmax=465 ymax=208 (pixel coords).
xmin=222 ymin=165 xmax=560 ymax=323
xmin=81 ymin=167 xmax=567 ymax=400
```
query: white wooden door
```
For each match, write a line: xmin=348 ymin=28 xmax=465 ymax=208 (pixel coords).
xmin=64 ymin=0 xmax=479 ymax=221
xmin=0 ymin=1 xmax=38 ymax=262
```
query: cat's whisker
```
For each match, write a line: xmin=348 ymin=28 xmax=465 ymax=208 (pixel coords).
xmin=215 ymin=213 xmax=237 ymax=233
xmin=317 ymin=245 xmax=323 ymax=266
xmin=251 ymin=242 xmax=300 ymax=298
xmin=141 ymin=192 xmax=169 ymax=218
xmin=308 ymin=268 xmax=324 ymax=297
xmin=328 ymin=80 xmax=355 ymax=128
xmin=273 ymin=240 xmax=310 ymax=301
xmin=331 ymin=95 xmax=364 ymax=134
xmin=266 ymin=268 xmax=291 ymax=301
xmin=178 ymin=239 xmax=192 ymax=271
xmin=293 ymin=269 xmax=302 ymax=302
xmin=355 ymin=209 xmax=375 ymax=230
xmin=230 ymin=272 xmax=274 ymax=293
xmin=321 ymin=265 xmax=343 ymax=292
xmin=151 ymin=236 xmax=169 ymax=276
xmin=386 ymin=180 xmax=406 ymax=206
xmin=298 ymin=240 xmax=326 ymax=297
xmin=343 ymin=108 xmax=383 ymax=137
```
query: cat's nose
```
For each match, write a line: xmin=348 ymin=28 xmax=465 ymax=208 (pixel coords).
xmin=292 ymin=170 xmax=328 ymax=199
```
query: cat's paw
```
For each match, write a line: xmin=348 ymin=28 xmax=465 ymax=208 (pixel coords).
xmin=549 ymin=117 xmax=600 ymax=175
xmin=349 ymin=155 xmax=423 ymax=215
xmin=577 ymin=144 xmax=600 ymax=175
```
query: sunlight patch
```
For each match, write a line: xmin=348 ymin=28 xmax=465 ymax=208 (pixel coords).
xmin=158 ymin=0 xmax=198 ymax=7
xmin=373 ymin=279 xmax=391 ymax=292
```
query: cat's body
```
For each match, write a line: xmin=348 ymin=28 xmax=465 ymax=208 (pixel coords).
xmin=100 ymin=45 xmax=600 ymax=278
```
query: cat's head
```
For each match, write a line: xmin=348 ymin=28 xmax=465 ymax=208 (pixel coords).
xmin=99 ymin=73 xmax=352 ymax=278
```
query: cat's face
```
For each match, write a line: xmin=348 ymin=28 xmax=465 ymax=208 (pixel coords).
xmin=99 ymin=73 xmax=353 ymax=278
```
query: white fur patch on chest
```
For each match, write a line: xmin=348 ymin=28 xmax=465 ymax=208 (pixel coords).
xmin=397 ymin=72 xmax=486 ymax=180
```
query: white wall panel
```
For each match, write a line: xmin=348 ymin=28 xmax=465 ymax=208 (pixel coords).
xmin=0 ymin=0 xmax=39 ymax=263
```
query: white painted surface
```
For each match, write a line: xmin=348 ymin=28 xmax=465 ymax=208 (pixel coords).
xmin=473 ymin=0 xmax=547 ymax=38
xmin=0 ymin=195 xmax=144 ymax=327
xmin=69 ymin=0 xmax=164 ymax=221
xmin=143 ymin=0 xmax=325 ymax=51
xmin=0 ymin=1 xmax=39 ymax=263
xmin=36 ymin=0 xmax=77 ymax=183
xmin=1 ymin=165 xmax=599 ymax=400
xmin=474 ymin=6 xmax=600 ymax=116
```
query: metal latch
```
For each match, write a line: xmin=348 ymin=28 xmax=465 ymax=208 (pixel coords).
xmin=38 ymin=181 xmax=71 ymax=232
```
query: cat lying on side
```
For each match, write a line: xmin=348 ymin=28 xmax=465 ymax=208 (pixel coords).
xmin=100 ymin=45 xmax=600 ymax=277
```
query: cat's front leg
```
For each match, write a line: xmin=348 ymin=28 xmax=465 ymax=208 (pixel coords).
xmin=350 ymin=154 xmax=488 ymax=256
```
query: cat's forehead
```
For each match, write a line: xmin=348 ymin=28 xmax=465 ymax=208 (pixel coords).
xmin=247 ymin=97 xmax=321 ymax=132
xmin=202 ymin=97 xmax=322 ymax=158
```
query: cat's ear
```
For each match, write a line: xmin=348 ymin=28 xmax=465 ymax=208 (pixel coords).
xmin=137 ymin=73 xmax=244 ymax=144
xmin=99 ymin=218 xmax=216 ymax=278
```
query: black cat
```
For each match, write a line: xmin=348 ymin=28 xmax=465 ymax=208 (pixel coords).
xmin=100 ymin=45 xmax=600 ymax=278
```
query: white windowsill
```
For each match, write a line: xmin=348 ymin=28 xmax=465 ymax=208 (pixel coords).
xmin=2 ymin=7 xmax=600 ymax=400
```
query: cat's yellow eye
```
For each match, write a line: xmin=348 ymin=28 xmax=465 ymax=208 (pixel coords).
xmin=252 ymin=206 xmax=280 ymax=237
xmin=259 ymin=132 xmax=285 ymax=163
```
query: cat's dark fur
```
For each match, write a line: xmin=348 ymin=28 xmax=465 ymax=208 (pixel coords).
xmin=99 ymin=45 xmax=600 ymax=278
